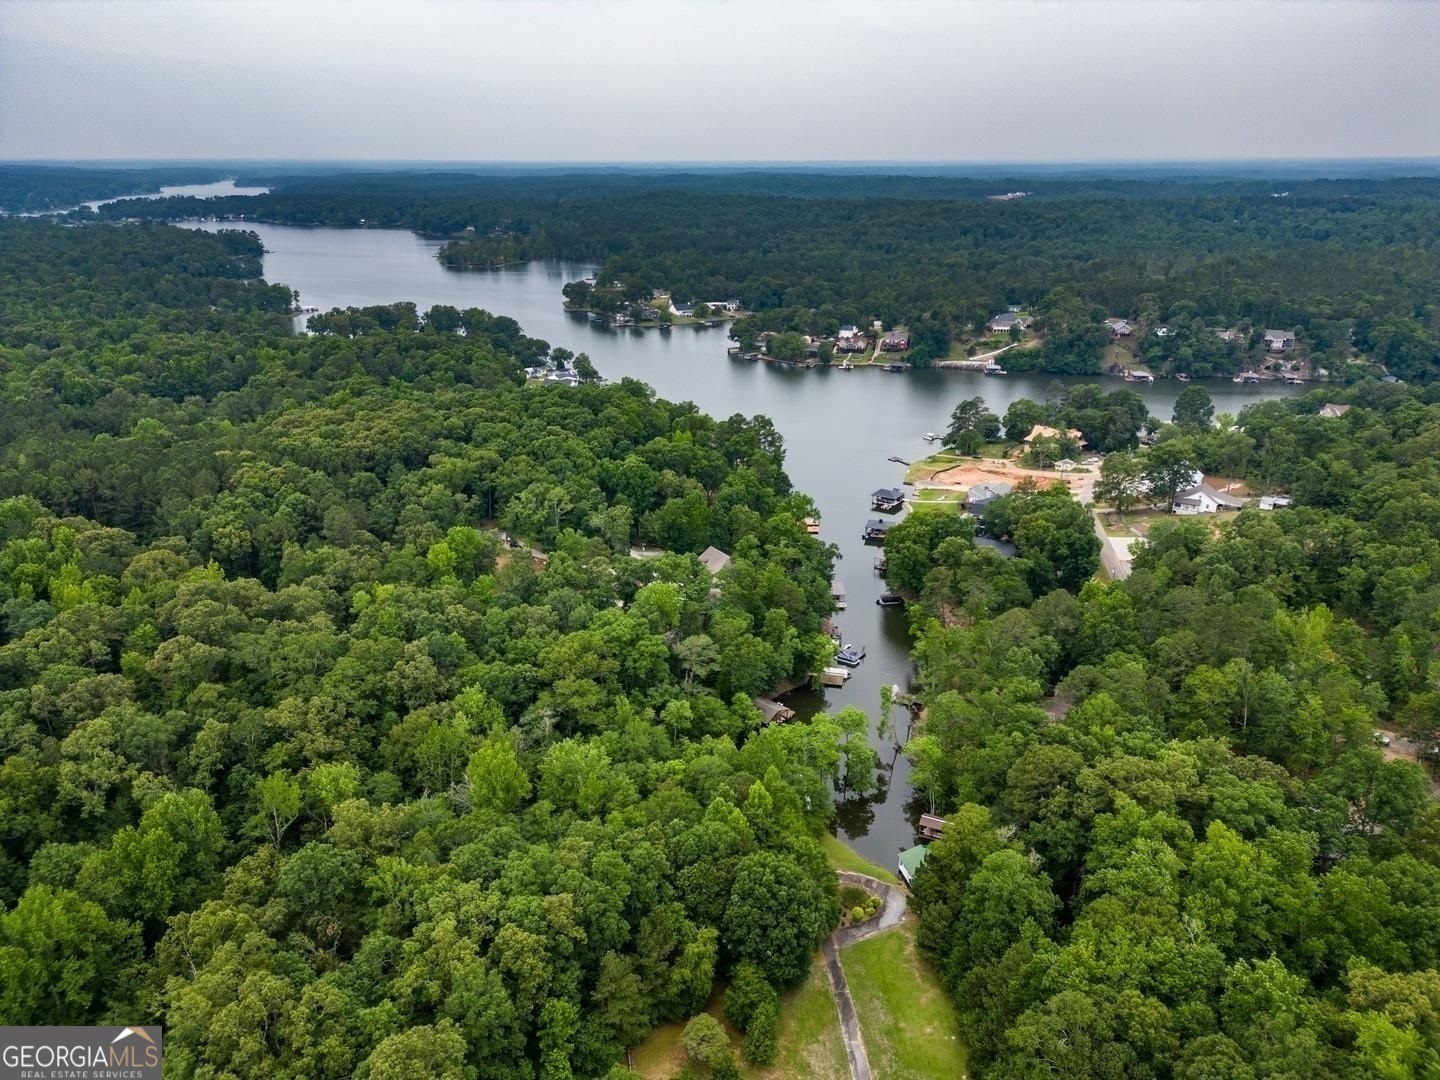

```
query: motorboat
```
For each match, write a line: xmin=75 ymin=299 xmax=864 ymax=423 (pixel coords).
xmin=876 ymin=593 xmax=905 ymax=607
xmin=836 ymin=643 xmax=866 ymax=666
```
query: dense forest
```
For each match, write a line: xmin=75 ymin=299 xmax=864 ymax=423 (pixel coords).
xmin=8 ymin=170 xmax=1440 ymax=1078
xmin=80 ymin=168 xmax=1440 ymax=381
xmin=0 ymin=164 xmax=225 ymax=213
xmin=0 ymin=218 xmax=856 ymax=1078
xmin=881 ymin=379 xmax=1440 ymax=1077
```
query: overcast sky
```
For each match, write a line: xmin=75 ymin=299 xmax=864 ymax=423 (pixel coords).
xmin=2 ymin=0 xmax=1437 ymax=163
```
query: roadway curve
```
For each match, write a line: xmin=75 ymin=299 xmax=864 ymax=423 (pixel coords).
xmin=823 ymin=872 xmax=909 ymax=1080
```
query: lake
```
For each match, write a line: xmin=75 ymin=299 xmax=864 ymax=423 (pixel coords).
xmin=185 ymin=220 xmax=1301 ymax=868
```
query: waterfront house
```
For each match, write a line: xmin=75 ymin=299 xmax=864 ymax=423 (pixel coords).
xmin=836 ymin=325 xmax=868 ymax=352
xmin=881 ymin=330 xmax=910 ymax=351
xmin=987 ymin=312 xmax=1030 ymax=333
xmin=966 ymin=480 xmax=1013 ymax=516
xmin=1172 ymin=484 xmax=1244 ymax=515
xmin=1023 ymin=424 xmax=1085 ymax=446
xmin=672 ymin=302 xmax=695 ymax=317
xmin=1319 ymin=403 xmax=1352 ymax=419
xmin=698 ymin=546 xmax=732 ymax=575
xmin=898 ymin=844 xmax=928 ymax=887
xmin=871 ymin=487 xmax=905 ymax=512
xmin=1264 ymin=329 xmax=1296 ymax=351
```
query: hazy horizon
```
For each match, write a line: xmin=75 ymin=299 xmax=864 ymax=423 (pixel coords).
xmin=2 ymin=0 xmax=1437 ymax=162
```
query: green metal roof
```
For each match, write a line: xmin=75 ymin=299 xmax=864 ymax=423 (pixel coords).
xmin=898 ymin=844 xmax=928 ymax=881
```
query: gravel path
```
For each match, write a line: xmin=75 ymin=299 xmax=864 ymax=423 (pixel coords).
xmin=824 ymin=872 xmax=909 ymax=1080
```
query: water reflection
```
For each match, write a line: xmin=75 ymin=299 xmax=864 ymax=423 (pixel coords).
xmin=183 ymin=220 xmax=1304 ymax=868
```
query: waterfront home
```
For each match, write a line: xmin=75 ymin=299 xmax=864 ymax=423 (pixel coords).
xmin=966 ymin=480 xmax=1013 ymax=516
xmin=836 ymin=324 xmax=868 ymax=352
xmin=898 ymin=844 xmax=928 ymax=887
xmin=1264 ymin=329 xmax=1296 ymax=351
xmin=672 ymin=302 xmax=695 ymax=317
xmin=698 ymin=546 xmax=732 ymax=575
xmin=1023 ymin=424 xmax=1085 ymax=446
xmin=871 ymin=487 xmax=905 ymax=512
xmin=881 ymin=329 xmax=910 ymax=351
xmin=1319 ymin=402 xmax=1352 ymax=419
xmin=1172 ymin=483 xmax=1244 ymax=515
xmin=987 ymin=312 xmax=1030 ymax=333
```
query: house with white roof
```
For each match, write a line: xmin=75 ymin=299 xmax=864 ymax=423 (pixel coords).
xmin=1172 ymin=484 xmax=1244 ymax=515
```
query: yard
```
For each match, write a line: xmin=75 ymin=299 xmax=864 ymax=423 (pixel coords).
xmin=909 ymin=487 xmax=965 ymax=513
xmin=823 ymin=832 xmax=900 ymax=885
xmin=841 ymin=920 xmax=969 ymax=1080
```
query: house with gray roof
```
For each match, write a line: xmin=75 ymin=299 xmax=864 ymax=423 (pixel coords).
xmin=966 ymin=480 xmax=1013 ymax=516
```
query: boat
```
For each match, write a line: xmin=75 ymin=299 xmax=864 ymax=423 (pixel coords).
xmin=821 ymin=666 xmax=851 ymax=687
xmin=874 ymin=553 xmax=887 ymax=573
xmin=1175 ymin=372 xmax=1191 ymax=382
xmin=840 ymin=360 xmax=854 ymax=370
xmin=884 ymin=362 xmax=907 ymax=373
xmin=922 ymin=432 xmax=941 ymax=442
xmin=836 ymin=643 xmax=866 ymax=667
xmin=887 ymin=456 xmax=909 ymax=465
xmin=984 ymin=363 xmax=1006 ymax=375
xmin=876 ymin=593 xmax=905 ymax=607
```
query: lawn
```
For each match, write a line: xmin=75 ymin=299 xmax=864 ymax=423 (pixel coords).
xmin=753 ymin=953 xmax=849 ymax=1079
xmin=904 ymin=452 xmax=963 ymax=483
xmin=628 ymin=954 xmax=846 ymax=1079
xmin=910 ymin=488 xmax=964 ymax=514
xmin=841 ymin=920 xmax=969 ymax=1080
xmin=823 ymin=832 xmax=901 ymax=885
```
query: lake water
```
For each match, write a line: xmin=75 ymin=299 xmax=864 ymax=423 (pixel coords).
xmin=185 ymin=220 xmax=1301 ymax=868
xmin=84 ymin=179 xmax=271 ymax=211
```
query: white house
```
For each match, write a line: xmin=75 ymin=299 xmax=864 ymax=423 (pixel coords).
xmin=1257 ymin=495 xmax=1293 ymax=511
xmin=1173 ymin=483 xmax=1245 ymax=515
xmin=1319 ymin=403 xmax=1352 ymax=419
xmin=987 ymin=313 xmax=1030 ymax=333
xmin=1264 ymin=329 xmax=1296 ymax=351
xmin=1105 ymin=318 xmax=1133 ymax=337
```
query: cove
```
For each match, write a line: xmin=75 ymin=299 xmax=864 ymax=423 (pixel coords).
xmin=186 ymin=220 xmax=1303 ymax=867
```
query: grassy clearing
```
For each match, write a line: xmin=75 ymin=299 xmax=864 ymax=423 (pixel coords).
xmin=904 ymin=452 xmax=963 ymax=483
xmin=751 ymin=953 xmax=849 ymax=1079
xmin=842 ymin=921 xmax=969 ymax=1080
xmin=909 ymin=489 xmax=964 ymax=514
xmin=628 ymin=991 xmax=741 ymax=1079
xmin=630 ymin=953 xmax=847 ymax=1079
xmin=823 ymin=832 xmax=901 ymax=885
